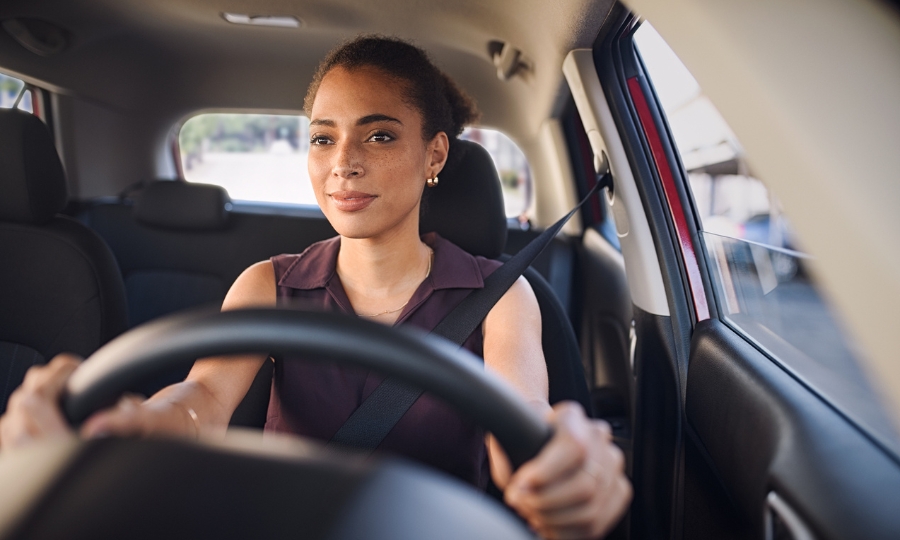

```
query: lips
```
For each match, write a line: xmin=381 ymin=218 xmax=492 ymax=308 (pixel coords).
xmin=329 ymin=190 xmax=377 ymax=212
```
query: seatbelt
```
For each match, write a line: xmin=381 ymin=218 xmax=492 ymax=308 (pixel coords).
xmin=328 ymin=171 xmax=611 ymax=454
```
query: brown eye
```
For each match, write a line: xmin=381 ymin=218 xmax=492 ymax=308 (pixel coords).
xmin=369 ymin=131 xmax=394 ymax=143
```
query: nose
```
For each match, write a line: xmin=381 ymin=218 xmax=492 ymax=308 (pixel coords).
xmin=332 ymin=139 xmax=364 ymax=178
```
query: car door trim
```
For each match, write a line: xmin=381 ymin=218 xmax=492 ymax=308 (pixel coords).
xmin=625 ymin=76 xmax=709 ymax=322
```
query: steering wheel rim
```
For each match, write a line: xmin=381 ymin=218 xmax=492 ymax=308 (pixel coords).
xmin=62 ymin=307 xmax=552 ymax=468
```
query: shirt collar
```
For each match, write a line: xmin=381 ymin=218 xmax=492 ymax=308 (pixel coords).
xmin=277 ymin=232 xmax=485 ymax=291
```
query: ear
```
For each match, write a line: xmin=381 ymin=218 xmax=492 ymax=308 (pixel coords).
xmin=425 ymin=131 xmax=450 ymax=178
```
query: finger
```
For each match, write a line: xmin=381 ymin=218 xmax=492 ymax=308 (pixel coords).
xmin=508 ymin=440 xmax=582 ymax=501
xmin=539 ymin=475 xmax=633 ymax=539
xmin=534 ymin=437 xmax=627 ymax=523
xmin=20 ymin=393 xmax=73 ymax=439
xmin=80 ymin=395 xmax=148 ymax=438
xmin=0 ymin=411 xmax=33 ymax=449
xmin=1 ymin=402 xmax=62 ymax=450
xmin=509 ymin=402 xmax=592 ymax=491
xmin=515 ymin=461 xmax=600 ymax=512
xmin=0 ymin=356 xmax=81 ymax=452
xmin=536 ymin=420 xmax=622 ymax=496
xmin=508 ymin=414 xmax=630 ymax=539
xmin=537 ymin=491 xmax=604 ymax=528
xmin=4 ymin=387 xmax=73 ymax=443
xmin=593 ymin=418 xmax=613 ymax=441
xmin=21 ymin=354 xmax=81 ymax=399
xmin=602 ymin=440 xmax=626 ymax=476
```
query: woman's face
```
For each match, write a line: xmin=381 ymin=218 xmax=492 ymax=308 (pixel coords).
xmin=307 ymin=66 xmax=448 ymax=241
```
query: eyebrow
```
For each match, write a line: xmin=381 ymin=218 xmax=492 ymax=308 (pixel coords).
xmin=309 ymin=114 xmax=403 ymax=128
xmin=357 ymin=114 xmax=402 ymax=126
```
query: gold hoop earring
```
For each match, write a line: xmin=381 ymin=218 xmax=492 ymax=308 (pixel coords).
xmin=426 ymin=176 xmax=439 ymax=188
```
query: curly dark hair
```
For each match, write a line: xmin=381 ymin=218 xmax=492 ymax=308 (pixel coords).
xmin=304 ymin=35 xmax=481 ymax=144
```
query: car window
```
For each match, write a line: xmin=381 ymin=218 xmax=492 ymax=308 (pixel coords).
xmin=634 ymin=23 xmax=900 ymax=456
xmin=178 ymin=112 xmax=531 ymax=218
xmin=460 ymin=127 xmax=531 ymax=218
xmin=0 ymin=71 xmax=33 ymax=113
xmin=179 ymin=113 xmax=313 ymax=205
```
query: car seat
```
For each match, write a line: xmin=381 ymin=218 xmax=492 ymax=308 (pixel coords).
xmin=0 ymin=109 xmax=128 ymax=414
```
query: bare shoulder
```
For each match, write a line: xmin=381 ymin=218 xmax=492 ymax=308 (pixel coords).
xmin=491 ymin=275 xmax=540 ymax=320
xmin=482 ymin=275 xmax=547 ymax=403
xmin=484 ymin=275 xmax=541 ymax=337
xmin=222 ymin=260 xmax=277 ymax=310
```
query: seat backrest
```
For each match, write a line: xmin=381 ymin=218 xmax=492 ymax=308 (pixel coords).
xmin=0 ymin=109 xmax=127 ymax=414
xmin=419 ymin=140 xmax=508 ymax=258
xmin=424 ymin=139 xmax=591 ymax=413
xmin=82 ymin=185 xmax=337 ymax=329
xmin=505 ymin=229 xmax=577 ymax=323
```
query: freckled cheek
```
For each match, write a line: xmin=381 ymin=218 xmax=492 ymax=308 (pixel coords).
xmin=367 ymin=158 xmax=425 ymax=209
xmin=374 ymin=153 xmax=424 ymax=193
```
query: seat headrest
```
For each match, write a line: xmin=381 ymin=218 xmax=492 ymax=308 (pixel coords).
xmin=134 ymin=181 xmax=231 ymax=231
xmin=420 ymin=139 xmax=507 ymax=258
xmin=0 ymin=109 xmax=67 ymax=224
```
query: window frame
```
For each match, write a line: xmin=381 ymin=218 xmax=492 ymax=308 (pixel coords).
xmin=171 ymin=110 xmax=535 ymax=218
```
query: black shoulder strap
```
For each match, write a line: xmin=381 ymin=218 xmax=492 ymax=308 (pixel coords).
xmin=328 ymin=174 xmax=609 ymax=454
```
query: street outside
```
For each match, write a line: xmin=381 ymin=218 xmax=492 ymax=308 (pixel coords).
xmin=184 ymin=148 xmax=526 ymax=214
xmin=185 ymin=151 xmax=316 ymax=205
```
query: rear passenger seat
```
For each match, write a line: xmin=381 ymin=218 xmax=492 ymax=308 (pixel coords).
xmin=76 ymin=180 xmax=582 ymax=411
xmin=79 ymin=181 xmax=579 ymax=332
xmin=79 ymin=182 xmax=336 ymax=328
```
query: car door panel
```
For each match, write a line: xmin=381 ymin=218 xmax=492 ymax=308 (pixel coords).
xmin=686 ymin=319 xmax=900 ymax=539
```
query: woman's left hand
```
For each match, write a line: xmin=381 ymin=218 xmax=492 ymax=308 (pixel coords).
xmin=504 ymin=402 xmax=632 ymax=539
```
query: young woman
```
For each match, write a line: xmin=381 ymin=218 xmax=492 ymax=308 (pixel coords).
xmin=0 ymin=37 xmax=631 ymax=539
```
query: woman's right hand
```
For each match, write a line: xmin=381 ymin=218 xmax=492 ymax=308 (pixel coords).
xmin=0 ymin=354 xmax=80 ymax=450
xmin=0 ymin=354 xmax=201 ymax=452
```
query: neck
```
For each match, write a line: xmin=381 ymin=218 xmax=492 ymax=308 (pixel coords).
xmin=336 ymin=216 xmax=430 ymax=302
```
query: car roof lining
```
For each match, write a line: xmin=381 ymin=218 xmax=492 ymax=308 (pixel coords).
xmin=0 ymin=0 xmax=615 ymax=146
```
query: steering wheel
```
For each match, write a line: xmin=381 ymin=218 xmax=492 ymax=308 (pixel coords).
xmin=62 ymin=307 xmax=553 ymax=469
xmin=0 ymin=308 xmax=554 ymax=538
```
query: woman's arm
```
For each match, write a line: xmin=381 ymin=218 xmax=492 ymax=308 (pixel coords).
xmin=482 ymin=276 xmax=549 ymax=487
xmin=483 ymin=277 xmax=631 ymax=539
xmin=80 ymin=260 xmax=277 ymax=439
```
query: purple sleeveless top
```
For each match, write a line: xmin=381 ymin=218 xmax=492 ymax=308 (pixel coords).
xmin=265 ymin=232 xmax=501 ymax=488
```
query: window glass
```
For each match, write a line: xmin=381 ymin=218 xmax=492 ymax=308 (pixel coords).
xmin=461 ymin=127 xmax=531 ymax=218
xmin=0 ymin=72 xmax=33 ymax=113
xmin=635 ymin=23 xmax=900 ymax=455
xmin=180 ymin=113 xmax=313 ymax=205
xmin=178 ymin=113 xmax=531 ymax=217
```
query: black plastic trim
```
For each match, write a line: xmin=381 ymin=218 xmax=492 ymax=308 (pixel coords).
xmin=628 ymin=307 xmax=681 ymax=540
xmin=687 ymin=319 xmax=900 ymax=540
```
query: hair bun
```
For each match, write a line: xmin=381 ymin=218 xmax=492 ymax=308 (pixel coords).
xmin=440 ymin=72 xmax=481 ymax=138
xmin=305 ymin=35 xmax=481 ymax=142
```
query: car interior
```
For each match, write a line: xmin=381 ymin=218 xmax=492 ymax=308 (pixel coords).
xmin=1 ymin=0 xmax=899 ymax=539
